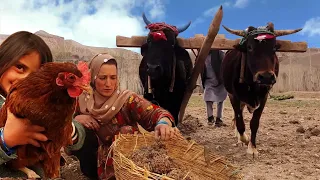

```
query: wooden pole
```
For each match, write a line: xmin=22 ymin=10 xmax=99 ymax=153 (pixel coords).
xmin=178 ymin=5 xmax=224 ymax=123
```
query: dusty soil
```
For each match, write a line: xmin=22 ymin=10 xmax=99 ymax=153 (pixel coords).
xmin=60 ymin=91 xmax=320 ymax=180
xmin=60 ymin=153 xmax=90 ymax=180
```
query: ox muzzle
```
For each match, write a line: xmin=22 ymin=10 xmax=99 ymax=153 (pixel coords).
xmin=254 ymin=71 xmax=276 ymax=85
xmin=147 ymin=63 xmax=163 ymax=79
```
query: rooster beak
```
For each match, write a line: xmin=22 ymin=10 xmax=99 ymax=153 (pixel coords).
xmin=78 ymin=84 xmax=92 ymax=95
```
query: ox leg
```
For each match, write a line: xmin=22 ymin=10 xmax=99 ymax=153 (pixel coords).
xmin=247 ymin=95 xmax=267 ymax=158
xmin=231 ymin=102 xmax=245 ymax=135
xmin=229 ymin=95 xmax=249 ymax=146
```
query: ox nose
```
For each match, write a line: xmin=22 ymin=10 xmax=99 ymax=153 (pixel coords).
xmin=147 ymin=63 xmax=162 ymax=78
xmin=256 ymin=72 xmax=276 ymax=85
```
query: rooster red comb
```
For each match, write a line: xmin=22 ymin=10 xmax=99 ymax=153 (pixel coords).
xmin=77 ymin=61 xmax=91 ymax=85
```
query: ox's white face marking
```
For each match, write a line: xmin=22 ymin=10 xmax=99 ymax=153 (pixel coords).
xmin=246 ymin=103 xmax=260 ymax=114
xmin=247 ymin=141 xmax=259 ymax=158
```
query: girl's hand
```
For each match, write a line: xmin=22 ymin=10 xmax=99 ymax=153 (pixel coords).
xmin=3 ymin=108 xmax=48 ymax=148
xmin=154 ymin=118 xmax=180 ymax=140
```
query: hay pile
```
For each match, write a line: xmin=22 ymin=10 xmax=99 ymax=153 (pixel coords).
xmin=129 ymin=141 xmax=196 ymax=180
xmin=112 ymin=126 xmax=243 ymax=180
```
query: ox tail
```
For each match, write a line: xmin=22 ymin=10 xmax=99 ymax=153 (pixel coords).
xmin=169 ymin=53 xmax=177 ymax=92
xmin=147 ymin=76 xmax=152 ymax=93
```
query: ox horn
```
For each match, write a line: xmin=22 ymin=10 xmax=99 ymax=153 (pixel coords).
xmin=222 ymin=25 xmax=246 ymax=37
xmin=177 ymin=21 xmax=192 ymax=33
xmin=274 ymin=28 xmax=303 ymax=37
xmin=142 ymin=12 xmax=152 ymax=25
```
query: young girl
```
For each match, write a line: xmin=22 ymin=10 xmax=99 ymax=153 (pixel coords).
xmin=0 ymin=31 xmax=85 ymax=178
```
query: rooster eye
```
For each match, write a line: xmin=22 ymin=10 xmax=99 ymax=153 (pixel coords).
xmin=15 ymin=113 xmax=25 ymax=119
xmin=68 ymin=75 xmax=76 ymax=80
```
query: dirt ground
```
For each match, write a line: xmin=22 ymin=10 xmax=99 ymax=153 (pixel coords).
xmin=60 ymin=91 xmax=320 ymax=180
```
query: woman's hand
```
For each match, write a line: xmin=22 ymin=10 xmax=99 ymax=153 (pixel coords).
xmin=74 ymin=114 xmax=100 ymax=131
xmin=3 ymin=108 xmax=48 ymax=148
xmin=154 ymin=118 xmax=180 ymax=141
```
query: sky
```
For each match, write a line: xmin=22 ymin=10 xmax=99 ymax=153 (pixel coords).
xmin=0 ymin=0 xmax=318 ymax=53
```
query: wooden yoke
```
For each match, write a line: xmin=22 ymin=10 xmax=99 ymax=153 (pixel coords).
xmin=116 ymin=34 xmax=308 ymax=52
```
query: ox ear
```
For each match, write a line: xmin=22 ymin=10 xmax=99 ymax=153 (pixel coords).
xmin=141 ymin=43 xmax=148 ymax=56
xmin=275 ymin=43 xmax=281 ymax=51
xmin=234 ymin=44 xmax=246 ymax=52
xmin=247 ymin=26 xmax=256 ymax=32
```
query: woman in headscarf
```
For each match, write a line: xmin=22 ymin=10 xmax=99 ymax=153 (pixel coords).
xmin=67 ymin=53 xmax=178 ymax=180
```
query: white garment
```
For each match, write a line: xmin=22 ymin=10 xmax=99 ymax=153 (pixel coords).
xmin=203 ymin=54 xmax=227 ymax=102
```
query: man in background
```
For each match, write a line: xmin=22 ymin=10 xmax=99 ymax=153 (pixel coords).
xmin=201 ymin=50 xmax=227 ymax=127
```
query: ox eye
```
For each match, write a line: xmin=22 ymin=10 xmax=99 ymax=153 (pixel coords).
xmin=273 ymin=45 xmax=278 ymax=51
xmin=247 ymin=45 xmax=253 ymax=52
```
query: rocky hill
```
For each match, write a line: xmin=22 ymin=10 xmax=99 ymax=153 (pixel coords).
xmin=0 ymin=31 xmax=144 ymax=94
xmin=0 ymin=30 xmax=319 ymax=92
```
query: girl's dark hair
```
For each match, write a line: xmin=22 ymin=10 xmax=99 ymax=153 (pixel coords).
xmin=0 ymin=31 xmax=53 ymax=77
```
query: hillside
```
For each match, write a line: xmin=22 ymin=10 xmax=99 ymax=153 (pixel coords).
xmin=0 ymin=31 xmax=144 ymax=94
xmin=0 ymin=30 xmax=319 ymax=92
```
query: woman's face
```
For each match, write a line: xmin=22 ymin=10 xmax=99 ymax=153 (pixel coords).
xmin=0 ymin=51 xmax=41 ymax=95
xmin=95 ymin=64 xmax=118 ymax=98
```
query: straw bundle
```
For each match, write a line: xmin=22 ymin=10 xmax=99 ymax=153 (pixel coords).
xmin=110 ymin=125 xmax=243 ymax=180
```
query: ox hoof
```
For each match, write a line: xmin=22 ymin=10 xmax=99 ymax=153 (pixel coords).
xmin=234 ymin=126 xmax=238 ymax=138
xmin=233 ymin=139 xmax=245 ymax=147
xmin=247 ymin=142 xmax=259 ymax=159
xmin=240 ymin=133 xmax=249 ymax=145
xmin=235 ymin=131 xmax=249 ymax=146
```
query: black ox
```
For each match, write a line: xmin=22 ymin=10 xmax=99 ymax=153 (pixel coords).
xmin=139 ymin=13 xmax=193 ymax=126
xmin=221 ymin=22 xmax=302 ymax=157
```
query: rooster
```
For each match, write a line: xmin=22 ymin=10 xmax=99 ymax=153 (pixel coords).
xmin=0 ymin=61 xmax=91 ymax=179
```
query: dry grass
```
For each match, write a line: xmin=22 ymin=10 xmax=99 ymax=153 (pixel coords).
xmin=272 ymin=64 xmax=320 ymax=92
xmin=111 ymin=128 xmax=243 ymax=180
